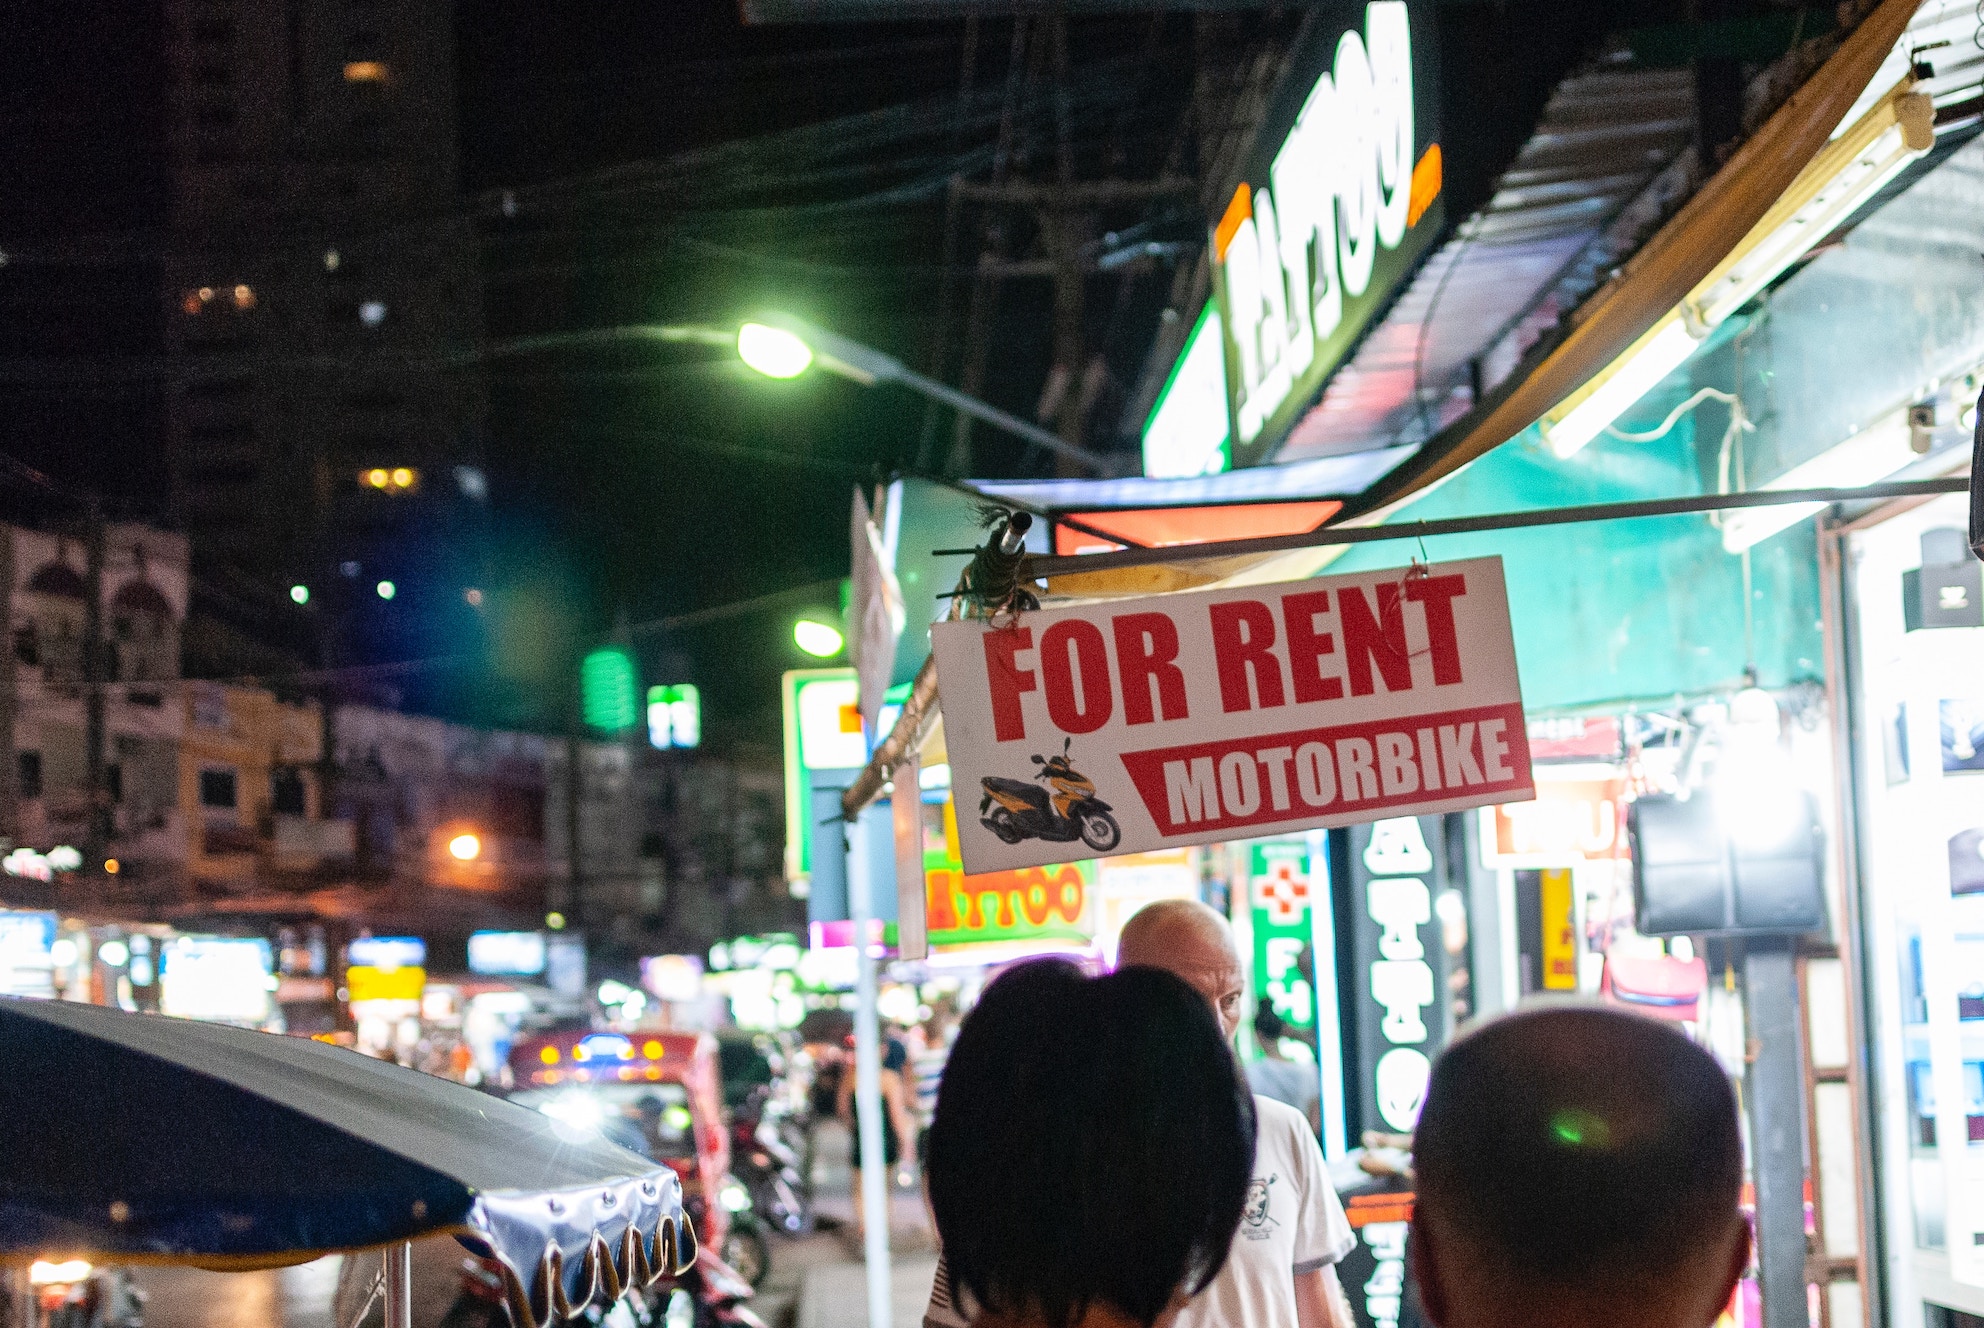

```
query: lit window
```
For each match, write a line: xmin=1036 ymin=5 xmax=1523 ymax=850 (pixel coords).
xmin=359 ymin=301 xmax=386 ymax=327
xmin=343 ymin=61 xmax=389 ymax=83
xmin=323 ymin=249 xmax=340 ymax=271
xmin=232 ymin=284 xmax=254 ymax=310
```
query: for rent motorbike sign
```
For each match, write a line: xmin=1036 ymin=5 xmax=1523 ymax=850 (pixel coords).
xmin=929 ymin=557 xmax=1532 ymax=874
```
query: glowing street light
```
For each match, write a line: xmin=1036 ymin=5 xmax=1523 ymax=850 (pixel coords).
xmin=448 ymin=833 xmax=482 ymax=861
xmin=793 ymin=618 xmax=845 ymax=658
xmin=290 ymin=584 xmax=310 ymax=605
xmin=736 ymin=323 xmax=813 ymax=379
xmin=376 ymin=580 xmax=396 ymax=600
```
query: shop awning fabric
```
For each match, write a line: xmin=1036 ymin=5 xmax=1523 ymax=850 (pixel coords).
xmin=1350 ymin=0 xmax=1923 ymax=518
xmin=0 ymin=998 xmax=692 ymax=1328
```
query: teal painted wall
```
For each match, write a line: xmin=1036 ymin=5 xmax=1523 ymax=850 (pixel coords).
xmin=1329 ymin=420 xmax=1823 ymax=713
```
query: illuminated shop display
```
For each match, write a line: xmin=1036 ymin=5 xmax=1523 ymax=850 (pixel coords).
xmin=1849 ymin=496 xmax=1984 ymax=1301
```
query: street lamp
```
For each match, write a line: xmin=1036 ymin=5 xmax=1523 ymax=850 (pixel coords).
xmin=737 ymin=313 xmax=1115 ymax=475
xmin=736 ymin=323 xmax=813 ymax=379
xmin=793 ymin=618 xmax=844 ymax=658
xmin=448 ymin=833 xmax=482 ymax=862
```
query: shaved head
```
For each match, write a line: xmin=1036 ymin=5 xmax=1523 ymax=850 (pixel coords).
xmin=1411 ymin=1006 xmax=1748 ymax=1328
xmin=1116 ymin=899 xmax=1245 ymax=1039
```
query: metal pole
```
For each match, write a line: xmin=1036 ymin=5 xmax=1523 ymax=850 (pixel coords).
xmin=846 ymin=814 xmax=893 ymax=1328
xmin=383 ymin=1241 xmax=413 ymax=1328
xmin=1745 ymin=940 xmax=1808 ymax=1328
xmin=1305 ymin=829 xmax=1348 ymax=1162
xmin=82 ymin=499 xmax=109 ymax=864
xmin=890 ymin=363 xmax=1113 ymax=476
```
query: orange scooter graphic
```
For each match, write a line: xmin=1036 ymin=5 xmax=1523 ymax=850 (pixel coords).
xmin=978 ymin=738 xmax=1122 ymax=853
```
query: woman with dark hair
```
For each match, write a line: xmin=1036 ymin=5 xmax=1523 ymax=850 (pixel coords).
xmin=925 ymin=960 xmax=1256 ymax=1328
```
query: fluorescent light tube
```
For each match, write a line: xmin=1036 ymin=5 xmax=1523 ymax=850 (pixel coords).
xmin=1541 ymin=316 xmax=1700 ymax=459
xmin=1719 ymin=409 xmax=1917 ymax=552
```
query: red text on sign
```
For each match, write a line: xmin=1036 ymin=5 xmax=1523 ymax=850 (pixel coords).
xmin=980 ymin=575 xmax=1473 ymax=742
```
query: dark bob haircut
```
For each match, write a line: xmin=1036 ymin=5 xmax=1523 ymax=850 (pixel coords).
xmin=927 ymin=959 xmax=1255 ymax=1328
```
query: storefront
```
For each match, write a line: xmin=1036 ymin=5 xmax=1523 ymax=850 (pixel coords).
xmin=1837 ymin=493 xmax=1984 ymax=1321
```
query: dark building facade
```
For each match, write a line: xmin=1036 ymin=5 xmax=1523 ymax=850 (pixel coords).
xmin=160 ymin=0 xmax=487 ymax=634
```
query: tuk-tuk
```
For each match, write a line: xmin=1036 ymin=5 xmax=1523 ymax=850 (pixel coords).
xmin=506 ymin=1030 xmax=733 ymax=1251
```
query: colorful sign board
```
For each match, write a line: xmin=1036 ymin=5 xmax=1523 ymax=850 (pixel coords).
xmin=922 ymin=790 xmax=1098 ymax=956
xmin=1477 ymin=765 xmax=1630 ymax=867
xmin=1211 ymin=0 xmax=1442 ymax=461
xmin=1142 ymin=305 xmax=1231 ymax=479
xmin=347 ymin=935 xmax=425 ymax=970
xmin=930 ymin=558 xmax=1531 ymax=873
xmin=0 ymin=911 xmax=56 ymax=998
xmin=1250 ymin=840 xmax=1318 ymax=1035
xmin=1340 ymin=817 xmax=1452 ymax=1139
xmin=346 ymin=963 xmax=426 ymax=1004
xmin=468 ymin=930 xmax=547 ymax=976
xmin=648 ymin=684 xmax=702 ymax=749
xmin=160 ymin=936 xmax=275 ymax=1025
xmin=781 ymin=668 xmax=865 ymax=889
xmin=1538 ymin=867 xmax=1578 ymax=991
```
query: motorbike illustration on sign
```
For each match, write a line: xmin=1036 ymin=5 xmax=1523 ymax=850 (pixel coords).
xmin=978 ymin=738 xmax=1123 ymax=853
xmin=930 ymin=556 xmax=1531 ymax=874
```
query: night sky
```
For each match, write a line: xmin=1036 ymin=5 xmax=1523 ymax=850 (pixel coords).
xmin=0 ymin=0 xmax=1686 ymax=752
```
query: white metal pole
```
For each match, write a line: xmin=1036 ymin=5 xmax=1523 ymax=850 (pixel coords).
xmin=383 ymin=1241 xmax=413 ymax=1328
xmin=847 ymin=814 xmax=893 ymax=1328
xmin=1305 ymin=830 xmax=1349 ymax=1162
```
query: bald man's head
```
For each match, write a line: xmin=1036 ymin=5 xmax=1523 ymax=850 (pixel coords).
xmin=1411 ymin=1006 xmax=1747 ymax=1328
xmin=1116 ymin=899 xmax=1244 ymax=1039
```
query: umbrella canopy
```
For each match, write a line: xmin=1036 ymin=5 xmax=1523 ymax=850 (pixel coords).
xmin=0 ymin=998 xmax=693 ymax=1327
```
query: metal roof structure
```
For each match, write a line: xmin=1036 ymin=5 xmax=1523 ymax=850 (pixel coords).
xmin=1276 ymin=63 xmax=1699 ymax=462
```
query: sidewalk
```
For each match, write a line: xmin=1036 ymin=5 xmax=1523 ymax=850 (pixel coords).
xmin=792 ymin=1121 xmax=939 ymax=1328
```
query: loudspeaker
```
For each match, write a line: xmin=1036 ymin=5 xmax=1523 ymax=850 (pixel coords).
xmin=1902 ymin=528 xmax=1984 ymax=631
xmin=1629 ymin=791 xmax=1826 ymax=937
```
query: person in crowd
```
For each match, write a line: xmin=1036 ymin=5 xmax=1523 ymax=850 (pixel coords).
xmin=926 ymin=959 xmax=1254 ymax=1328
xmin=1114 ymin=900 xmax=1356 ymax=1328
xmin=837 ymin=1023 xmax=920 ymax=1241
xmin=927 ymin=899 xmax=1356 ymax=1328
xmin=1246 ymin=1003 xmax=1320 ymax=1128
xmin=1410 ymin=1006 xmax=1750 ymax=1328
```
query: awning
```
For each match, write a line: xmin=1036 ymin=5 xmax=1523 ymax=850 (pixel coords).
xmin=1348 ymin=0 xmax=1923 ymax=517
xmin=0 ymin=998 xmax=692 ymax=1328
xmin=966 ymin=444 xmax=1415 ymax=512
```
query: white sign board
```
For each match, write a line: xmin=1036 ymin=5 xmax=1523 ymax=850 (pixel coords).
xmin=930 ymin=557 xmax=1531 ymax=873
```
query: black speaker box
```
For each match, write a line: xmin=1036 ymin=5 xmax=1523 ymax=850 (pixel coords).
xmin=1629 ymin=792 xmax=1826 ymax=937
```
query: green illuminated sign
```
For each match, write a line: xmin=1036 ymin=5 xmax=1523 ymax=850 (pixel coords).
xmin=581 ymin=647 xmax=639 ymax=733
xmin=1142 ymin=304 xmax=1230 ymax=479
xmin=1249 ymin=840 xmax=1317 ymax=1036
xmin=648 ymin=684 xmax=701 ymax=749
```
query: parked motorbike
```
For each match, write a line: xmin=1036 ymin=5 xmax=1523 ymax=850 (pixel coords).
xmin=730 ymin=1091 xmax=812 ymax=1236
xmin=716 ymin=1191 xmax=771 ymax=1291
xmin=979 ymin=739 xmax=1121 ymax=852
xmin=441 ymin=1244 xmax=764 ymax=1328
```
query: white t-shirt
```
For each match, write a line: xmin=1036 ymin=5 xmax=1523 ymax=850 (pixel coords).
xmin=924 ymin=1095 xmax=1352 ymax=1328
xmin=1176 ymin=1096 xmax=1354 ymax=1328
